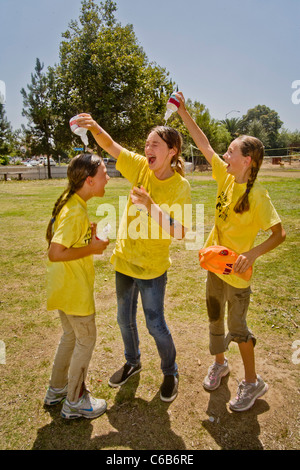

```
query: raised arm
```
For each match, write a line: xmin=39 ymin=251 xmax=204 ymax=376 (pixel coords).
xmin=76 ymin=113 xmax=123 ymax=160
xmin=175 ymin=92 xmax=215 ymax=165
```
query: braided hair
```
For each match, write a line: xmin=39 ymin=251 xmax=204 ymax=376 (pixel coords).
xmin=234 ymin=136 xmax=264 ymax=214
xmin=151 ymin=126 xmax=185 ymax=177
xmin=46 ymin=153 xmax=102 ymax=246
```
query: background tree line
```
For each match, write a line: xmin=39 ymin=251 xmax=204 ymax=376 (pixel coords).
xmin=1 ymin=0 xmax=299 ymax=168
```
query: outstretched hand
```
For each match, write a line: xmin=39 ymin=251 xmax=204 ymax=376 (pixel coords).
xmin=76 ymin=114 xmax=99 ymax=133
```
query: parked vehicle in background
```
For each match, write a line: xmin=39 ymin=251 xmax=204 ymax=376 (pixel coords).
xmin=25 ymin=160 xmax=39 ymax=167
xmin=103 ymin=157 xmax=115 ymax=165
xmin=40 ymin=157 xmax=56 ymax=166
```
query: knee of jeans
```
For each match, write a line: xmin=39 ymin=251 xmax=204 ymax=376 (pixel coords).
xmin=117 ymin=311 xmax=137 ymax=331
xmin=144 ymin=308 xmax=169 ymax=337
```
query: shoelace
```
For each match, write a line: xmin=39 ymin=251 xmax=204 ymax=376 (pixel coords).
xmin=209 ymin=363 xmax=223 ymax=378
xmin=235 ymin=382 xmax=253 ymax=401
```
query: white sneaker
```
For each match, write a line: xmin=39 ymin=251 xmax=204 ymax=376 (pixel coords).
xmin=44 ymin=384 xmax=68 ymax=406
xmin=229 ymin=375 xmax=268 ymax=412
xmin=61 ymin=391 xmax=107 ymax=419
xmin=203 ymin=359 xmax=230 ymax=391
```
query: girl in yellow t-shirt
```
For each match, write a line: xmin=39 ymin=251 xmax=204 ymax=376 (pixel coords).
xmin=176 ymin=92 xmax=286 ymax=412
xmin=76 ymin=114 xmax=191 ymax=403
xmin=44 ymin=153 xmax=110 ymax=419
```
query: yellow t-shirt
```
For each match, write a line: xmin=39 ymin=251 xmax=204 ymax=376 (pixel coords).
xmin=47 ymin=193 xmax=95 ymax=316
xmin=205 ymin=153 xmax=281 ymax=288
xmin=111 ymin=148 xmax=192 ymax=279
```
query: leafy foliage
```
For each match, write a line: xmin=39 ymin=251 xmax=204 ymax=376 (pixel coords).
xmin=0 ymin=104 xmax=13 ymax=160
xmin=51 ymin=0 xmax=174 ymax=153
xmin=239 ymin=104 xmax=283 ymax=149
xmin=0 ymin=0 xmax=298 ymax=162
xmin=21 ymin=58 xmax=58 ymax=176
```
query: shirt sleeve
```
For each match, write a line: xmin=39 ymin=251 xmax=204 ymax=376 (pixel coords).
xmin=52 ymin=206 xmax=88 ymax=248
xmin=116 ymin=148 xmax=148 ymax=185
xmin=212 ymin=153 xmax=228 ymax=186
xmin=253 ymin=188 xmax=282 ymax=232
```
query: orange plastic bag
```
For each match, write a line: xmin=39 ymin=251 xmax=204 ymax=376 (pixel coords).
xmin=199 ymin=245 xmax=252 ymax=281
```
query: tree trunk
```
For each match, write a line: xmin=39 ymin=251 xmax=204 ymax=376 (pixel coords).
xmin=47 ymin=155 xmax=52 ymax=179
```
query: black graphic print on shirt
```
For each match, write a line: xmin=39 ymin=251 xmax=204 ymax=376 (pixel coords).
xmin=216 ymin=191 xmax=232 ymax=221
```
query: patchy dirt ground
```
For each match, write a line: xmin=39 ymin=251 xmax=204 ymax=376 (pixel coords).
xmin=28 ymin=256 xmax=299 ymax=452
xmin=1 ymin=171 xmax=299 ymax=452
xmin=259 ymin=158 xmax=300 ymax=177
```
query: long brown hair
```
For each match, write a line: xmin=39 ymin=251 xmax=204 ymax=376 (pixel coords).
xmin=234 ymin=135 xmax=264 ymax=214
xmin=46 ymin=153 xmax=101 ymax=246
xmin=151 ymin=126 xmax=185 ymax=177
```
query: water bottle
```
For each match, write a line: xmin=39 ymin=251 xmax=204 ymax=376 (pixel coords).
xmin=164 ymin=93 xmax=180 ymax=123
xmin=96 ymin=223 xmax=111 ymax=241
xmin=69 ymin=115 xmax=89 ymax=147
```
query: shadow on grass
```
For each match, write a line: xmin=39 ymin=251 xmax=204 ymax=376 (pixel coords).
xmin=32 ymin=374 xmax=186 ymax=451
xmin=201 ymin=374 xmax=270 ymax=450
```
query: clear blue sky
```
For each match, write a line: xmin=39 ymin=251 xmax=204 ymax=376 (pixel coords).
xmin=1 ymin=0 xmax=299 ymax=132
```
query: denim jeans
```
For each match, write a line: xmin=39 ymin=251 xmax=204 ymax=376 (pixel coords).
xmin=115 ymin=271 xmax=177 ymax=376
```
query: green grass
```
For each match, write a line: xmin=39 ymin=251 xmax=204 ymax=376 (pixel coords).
xmin=0 ymin=174 xmax=299 ymax=450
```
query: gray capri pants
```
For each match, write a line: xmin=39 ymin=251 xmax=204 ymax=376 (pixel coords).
xmin=206 ymin=271 xmax=256 ymax=355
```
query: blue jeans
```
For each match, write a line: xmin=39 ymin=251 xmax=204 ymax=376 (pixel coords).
xmin=115 ymin=271 xmax=177 ymax=376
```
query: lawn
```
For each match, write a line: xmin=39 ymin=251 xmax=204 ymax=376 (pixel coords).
xmin=0 ymin=172 xmax=299 ymax=451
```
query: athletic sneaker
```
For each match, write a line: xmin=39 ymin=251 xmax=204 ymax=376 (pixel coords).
xmin=44 ymin=384 xmax=68 ymax=406
xmin=203 ymin=359 xmax=230 ymax=391
xmin=160 ymin=374 xmax=179 ymax=402
xmin=108 ymin=363 xmax=142 ymax=388
xmin=229 ymin=375 xmax=268 ymax=412
xmin=61 ymin=391 xmax=107 ymax=419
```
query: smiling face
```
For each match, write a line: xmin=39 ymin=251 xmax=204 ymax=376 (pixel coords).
xmin=223 ymin=139 xmax=252 ymax=183
xmin=84 ymin=160 xmax=110 ymax=198
xmin=144 ymin=131 xmax=176 ymax=180
xmin=91 ymin=161 xmax=110 ymax=197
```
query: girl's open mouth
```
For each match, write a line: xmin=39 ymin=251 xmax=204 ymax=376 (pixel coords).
xmin=148 ymin=156 xmax=156 ymax=165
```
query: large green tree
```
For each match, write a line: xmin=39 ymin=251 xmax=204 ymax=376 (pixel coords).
xmin=21 ymin=58 xmax=59 ymax=177
xmin=0 ymin=104 xmax=13 ymax=163
xmin=52 ymin=0 xmax=174 ymax=154
xmin=240 ymin=104 xmax=283 ymax=149
xmin=219 ymin=117 xmax=243 ymax=139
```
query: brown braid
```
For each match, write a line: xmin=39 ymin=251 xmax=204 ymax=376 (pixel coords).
xmin=151 ymin=126 xmax=185 ymax=177
xmin=46 ymin=153 xmax=102 ymax=246
xmin=234 ymin=136 xmax=264 ymax=214
xmin=45 ymin=188 xmax=75 ymax=245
